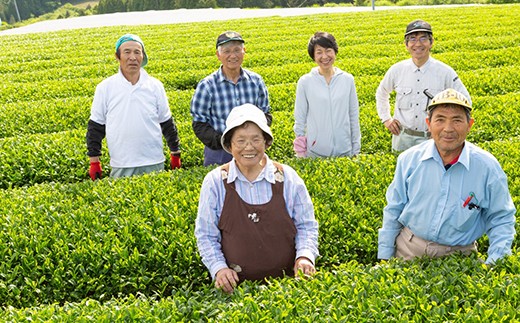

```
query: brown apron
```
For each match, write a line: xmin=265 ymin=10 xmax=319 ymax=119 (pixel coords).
xmin=218 ymin=162 xmax=297 ymax=282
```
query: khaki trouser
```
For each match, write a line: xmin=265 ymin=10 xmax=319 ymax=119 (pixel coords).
xmin=391 ymin=130 xmax=429 ymax=152
xmin=110 ymin=162 xmax=164 ymax=178
xmin=395 ymin=227 xmax=477 ymax=260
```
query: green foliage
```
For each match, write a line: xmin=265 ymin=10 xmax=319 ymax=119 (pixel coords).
xmin=0 ymin=169 xmax=209 ymax=307
xmin=1 ymin=5 xmax=519 ymax=187
xmin=1 ymin=256 xmax=520 ymax=321
xmin=0 ymin=2 xmax=92 ymax=28
xmin=0 ymin=3 xmax=520 ymax=320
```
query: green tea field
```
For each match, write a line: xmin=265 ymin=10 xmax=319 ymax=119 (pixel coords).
xmin=0 ymin=4 xmax=519 ymax=321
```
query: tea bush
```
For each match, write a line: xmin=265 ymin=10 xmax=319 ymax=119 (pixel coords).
xmin=0 ymin=3 xmax=519 ymax=320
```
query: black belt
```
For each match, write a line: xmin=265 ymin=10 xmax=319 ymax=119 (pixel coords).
xmin=403 ymin=128 xmax=431 ymax=138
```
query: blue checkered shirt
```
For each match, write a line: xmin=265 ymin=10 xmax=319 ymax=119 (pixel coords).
xmin=190 ymin=66 xmax=270 ymax=133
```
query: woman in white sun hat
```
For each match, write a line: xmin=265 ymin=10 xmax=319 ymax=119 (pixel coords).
xmin=195 ymin=103 xmax=319 ymax=294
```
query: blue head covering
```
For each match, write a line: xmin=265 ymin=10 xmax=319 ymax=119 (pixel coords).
xmin=115 ymin=34 xmax=148 ymax=67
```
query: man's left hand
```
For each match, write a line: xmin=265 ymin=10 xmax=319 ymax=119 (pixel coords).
xmin=170 ymin=152 xmax=181 ymax=169
xmin=293 ymin=257 xmax=316 ymax=278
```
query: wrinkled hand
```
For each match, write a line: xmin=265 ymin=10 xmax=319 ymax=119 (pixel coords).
xmin=215 ymin=268 xmax=239 ymax=294
xmin=293 ymin=257 xmax=316 ymax=278
xmin=384 ymin=118 xmax=401 ymax=135
xmin=293 ymin=136 xmax=307 ymax=158
xmin=89 ymin=161 xmax=102 ymax=181
xmin=170 ymin=152 xmax=181 ymax=169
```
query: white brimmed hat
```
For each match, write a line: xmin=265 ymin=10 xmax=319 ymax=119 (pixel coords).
xmin=221 ymin=104 xmax=273 ymax=154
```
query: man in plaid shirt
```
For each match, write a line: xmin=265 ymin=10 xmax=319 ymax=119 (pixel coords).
xmin=190 ymin=31 xmax=271 ymax=166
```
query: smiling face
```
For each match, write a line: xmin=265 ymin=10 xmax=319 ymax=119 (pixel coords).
xmin=230 ymin=122 xmax=267 ymax=174
xmin=116 ymin=41 xmax=143 ymax=80
xmin=426 ymin=104 xmax=474 ymax=161
xmin=313 ymin=44 xmax=336 ymax=71
xmin=405 ymin=32 xmax=433 ymax=66
xmin=216 ymin=41 xmax=245 ymax=73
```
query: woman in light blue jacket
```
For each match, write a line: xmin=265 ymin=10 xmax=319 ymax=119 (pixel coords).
xmin=293 ymin=32 xmax=361 ymax=158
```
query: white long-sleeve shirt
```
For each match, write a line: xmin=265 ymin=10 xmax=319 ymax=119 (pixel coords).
xmin=376 ymin=57 xmax=471 ymax=132
xmin=294 ymin=67 xmax=360 ymax=157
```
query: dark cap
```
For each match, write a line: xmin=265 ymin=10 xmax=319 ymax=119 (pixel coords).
xmin=216 ymin=31 xmax=244 ymax=49
xmin=405 ymin=20 xmax=433 ymax=37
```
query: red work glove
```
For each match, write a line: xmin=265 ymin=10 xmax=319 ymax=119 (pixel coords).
xmin=170 ymin=152 xmax=181 ymax=169
xmin=89 ymin=161 xmax=102 ymax=180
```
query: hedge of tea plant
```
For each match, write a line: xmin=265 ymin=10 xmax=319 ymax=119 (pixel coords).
xmin=1 ymin=256 xmax=520 ymax=321
xmin=0 ymin=155 xmax=393 ymax=307
xmin=0 ymin=3 xmax=520 ymax=321
xmin=0 ymin=6 xmax=519 ymax=188
xmin=0 ymin=149 xmax=519 ymax=309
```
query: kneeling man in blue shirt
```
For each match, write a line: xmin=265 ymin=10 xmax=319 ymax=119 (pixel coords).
xmin=378 ymin=88 xmax=516 ymax=264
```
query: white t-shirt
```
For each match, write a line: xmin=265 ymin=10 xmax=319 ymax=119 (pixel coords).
xmin=89 ymin=68 xmax=172 ymax=168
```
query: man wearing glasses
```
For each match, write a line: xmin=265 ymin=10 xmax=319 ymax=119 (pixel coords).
xmin=376 ymin=19 xmax=471 ymax=152
xmin=190 ymin=31 xmax=271 ymax=166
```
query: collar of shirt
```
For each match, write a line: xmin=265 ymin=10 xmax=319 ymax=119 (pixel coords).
xmin=226 ymin=154 xmax=276 ymax=185
xmin=117 ymin=67 xmax=149 ymax=86
xmin=216 ymin=66 xmax=249 ymax=83
xmin=419 ymin=139 xmax=471 ymax=171
xmin=310 ymin=66 xmax=343 ymax=77
xmin=409 ymin=57 xmax=432 ymax=74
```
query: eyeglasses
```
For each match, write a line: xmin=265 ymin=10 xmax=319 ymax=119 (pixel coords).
xmin=232 ymin=138 xmax=265 ymax=149
xmin=220 ymin=48 xmax=243 ymax=56
xmin=407 ymin=36 xmax=431 ymax=44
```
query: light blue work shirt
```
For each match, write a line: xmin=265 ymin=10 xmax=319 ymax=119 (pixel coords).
xmin=378 ymin=140 xmax=516 ymax=264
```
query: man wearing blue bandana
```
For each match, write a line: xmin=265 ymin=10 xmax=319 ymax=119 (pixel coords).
xmin=86 ymin=34 xmax=181 ymax=180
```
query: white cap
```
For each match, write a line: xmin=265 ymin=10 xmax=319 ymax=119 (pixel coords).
xmin=428 ymin=88 xmax=472 ymax=113
xmin=221 ymin=104 xmax=273 ymax=154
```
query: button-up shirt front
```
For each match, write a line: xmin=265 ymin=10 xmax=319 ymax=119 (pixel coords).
xmin=190 ymin=67 xmax=270 ymax=134
xmin=378 ymin=140 xmax=516 ymax=264
xmin=376 ymin=57 xmax=471 ymax=132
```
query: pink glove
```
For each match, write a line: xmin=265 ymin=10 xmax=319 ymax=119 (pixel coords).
xmin=293 ymin=136 xmax=307 ymax=158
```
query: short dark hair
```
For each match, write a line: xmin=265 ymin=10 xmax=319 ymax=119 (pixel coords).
xmin=307 ymin=32 xmax=338 ymax=60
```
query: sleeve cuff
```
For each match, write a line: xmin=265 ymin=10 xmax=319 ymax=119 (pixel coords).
xmin=378 ymin=228 xmax=401 ymax=260
xmin=296 ymin=249 xmax=316 ymax=265
xmin=485 ymin=249 xmax=511 ymax=265
xmin=209 ymin=262 xmax=229 ymax=280
xmin=377 ymin=246 xmax=395 ymax=260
